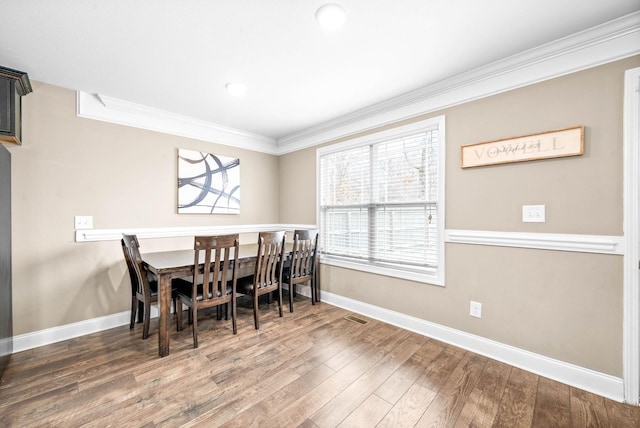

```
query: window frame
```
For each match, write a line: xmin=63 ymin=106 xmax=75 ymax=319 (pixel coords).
xmin=316 ymin=115 xmax=446 ymax=286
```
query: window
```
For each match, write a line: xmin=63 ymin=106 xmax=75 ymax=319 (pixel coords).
xmin=317 ymin=116 xmax=445 ymax=285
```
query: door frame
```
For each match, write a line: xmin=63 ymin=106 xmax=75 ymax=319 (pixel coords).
xmin=623 ymin=65 xmax=640 ymax=405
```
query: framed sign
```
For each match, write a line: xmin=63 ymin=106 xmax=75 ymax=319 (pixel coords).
xmin=461 ymin=126 xmax=584 ymax=168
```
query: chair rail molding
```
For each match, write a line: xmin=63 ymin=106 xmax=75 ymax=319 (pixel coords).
xmin=445 ymin=229 xmax=625 ymax=255
xmin=75 ymin=223 xmax=317 ymax=242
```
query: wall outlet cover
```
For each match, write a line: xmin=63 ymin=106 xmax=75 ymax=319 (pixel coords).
xmin=470 ymin=301 xmax=482 ymax=318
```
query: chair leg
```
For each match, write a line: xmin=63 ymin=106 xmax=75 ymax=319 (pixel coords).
xmin=309 ymin=277 xmax=316 ymax=305
xmin=142 ymin=300 xmax=151 ymax=339
xmin=176 ymin=305 xmax=181 ymax=331
xmin=277 ymin=286 xmax=283 ymax=318
xmin=176 ymin=300 xmax=183 ymax=331
xmin=137 ymin=301 xmax=144 ymax=323
xmin=253 ymin=293 xmax=260 ymax=330
xmin=231 ymin=298 xmax=237 ymax=334
xmin=130 ymin=297 xmax=137 ymax=329
xmin=225 ymin=303 xmax=230 ymax=320
xmin=288 ymin=281 xmax=294 ymax=313
xmin=192 ymin=307 xmax=198 ymax=348
xmin=314 ymin=270 xmax=319 ymax=303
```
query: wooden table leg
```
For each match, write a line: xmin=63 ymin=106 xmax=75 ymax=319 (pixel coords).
xmin=158 ymin=274 xmax=172 ymax=357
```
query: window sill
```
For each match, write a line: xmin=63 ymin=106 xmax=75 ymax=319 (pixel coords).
xmin=320 ymin=255 xmax=444 ymax=286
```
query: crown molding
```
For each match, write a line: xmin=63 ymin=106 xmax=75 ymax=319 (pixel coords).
xmin=75 ymin=12 xmax=640 ymax=156
xmin=275 ymin=11 xmax=640 ymax=155
xmin=76 ymin=92 xmax=278 ymax=154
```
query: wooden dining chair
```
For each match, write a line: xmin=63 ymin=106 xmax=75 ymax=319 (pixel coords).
xmin=236 ymin=231 xmax=286 ymax=330
xmin=121 ymin=234 xmax=171 ymax=340
xmin=174 ymin=234 xmax=239 ymax=348
xmin=283 ymin=229 xmax=319 ymax=312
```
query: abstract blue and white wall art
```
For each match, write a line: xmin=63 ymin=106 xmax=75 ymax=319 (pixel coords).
xmin=178 ymin=149 xmax=240 ymax=214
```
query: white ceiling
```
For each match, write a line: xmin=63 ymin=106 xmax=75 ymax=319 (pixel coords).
xmin=1 ymin=1 xmax=639 ymax=142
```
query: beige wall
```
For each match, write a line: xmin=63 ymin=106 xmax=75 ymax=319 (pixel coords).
xmin=7 ymin=55 xmax=639 ymax=378
xmin=278 ymin=148 xmax=318 ymax=223
xmin=7 ymin=82 xmax=280 ymax=335
xmin=446 ymin=62 xmax=626 ymax=235
xmin=279 ymin=56 xmax=640 ymax=377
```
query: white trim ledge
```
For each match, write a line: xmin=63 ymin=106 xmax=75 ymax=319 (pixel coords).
xmin=321 ymin=291 xmax=625 ymax=402
xmin=445 ymin=229 xmax=624 ymax=255
xmin=75 ymin=223 xmax=317 ymax=242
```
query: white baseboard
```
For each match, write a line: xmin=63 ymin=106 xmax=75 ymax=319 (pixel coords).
xmin=10 ymin=288 xmax=316 ymax=354
xmin=12 ymin=309 xmax=137 ymax=353
xmin=282 ymin=283 xmax=312 ymax=298
xmin=321 ymin=291 xmax=624 ymax=403
xmin=11 ymin=288 xmax=622 ymax=402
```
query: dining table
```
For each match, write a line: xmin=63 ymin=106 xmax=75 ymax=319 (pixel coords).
xmin=142 ymin=242 xmax=318 ymax=357
xmin=142 ymin=244 xmax=261 ymax=357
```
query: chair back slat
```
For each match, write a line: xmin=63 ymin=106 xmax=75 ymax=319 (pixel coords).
xmin=254 ymin=231 xmax=286 ymax=290
xmin=177 ymin=233 xmax=240 ymax=346
xmin=193 ymin=235 xmax=239 ymax=301
xmin=290 ymin=229 xmax=318 ymax=281
xmin=284 ymin=229 xmax=319 ymax=312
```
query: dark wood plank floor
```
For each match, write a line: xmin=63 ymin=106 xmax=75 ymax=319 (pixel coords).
xmin=1 ymin=295 xmax=639 ymax=427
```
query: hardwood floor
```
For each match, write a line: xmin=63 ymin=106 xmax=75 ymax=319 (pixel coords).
xmin=1 ymin=295 xmax=639 ymax=427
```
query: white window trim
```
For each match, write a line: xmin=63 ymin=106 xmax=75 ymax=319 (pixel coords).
xmin=316 ymin=115 xmax=446 ymax=286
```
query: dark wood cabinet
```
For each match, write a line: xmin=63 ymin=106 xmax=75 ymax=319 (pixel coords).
xmin=0 ymin=66 xmax=30 ymax=378
xmin=0 ymin=66 xmax=32 ymax=145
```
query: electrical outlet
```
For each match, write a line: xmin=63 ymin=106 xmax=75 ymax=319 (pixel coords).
xmin=74 ymin=215 xmax=93 ymax=230
xmin=470 ymin=301 xmax=482 ymax=318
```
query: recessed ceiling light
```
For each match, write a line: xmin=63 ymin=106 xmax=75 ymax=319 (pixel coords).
xmin=315 ymin=3 xmax=346 ymax=31
xmin=225 ymin=82 xmax=247 ymax=97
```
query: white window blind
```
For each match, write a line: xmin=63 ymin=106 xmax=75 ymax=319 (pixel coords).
xmin=318 ymin=117 xmax=444 ymax=284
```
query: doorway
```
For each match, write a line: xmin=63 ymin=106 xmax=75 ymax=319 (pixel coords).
xmin=623 ymin=65 xmax=640 ymax=405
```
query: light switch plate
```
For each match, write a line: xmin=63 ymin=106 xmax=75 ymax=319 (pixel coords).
xmin=522 ymin=205 xmax=545 ymax=223
xmin=470 ymin=301 xmax=482 ymax=318
xmin=74 ymin=215 xmax=93 ymax=230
